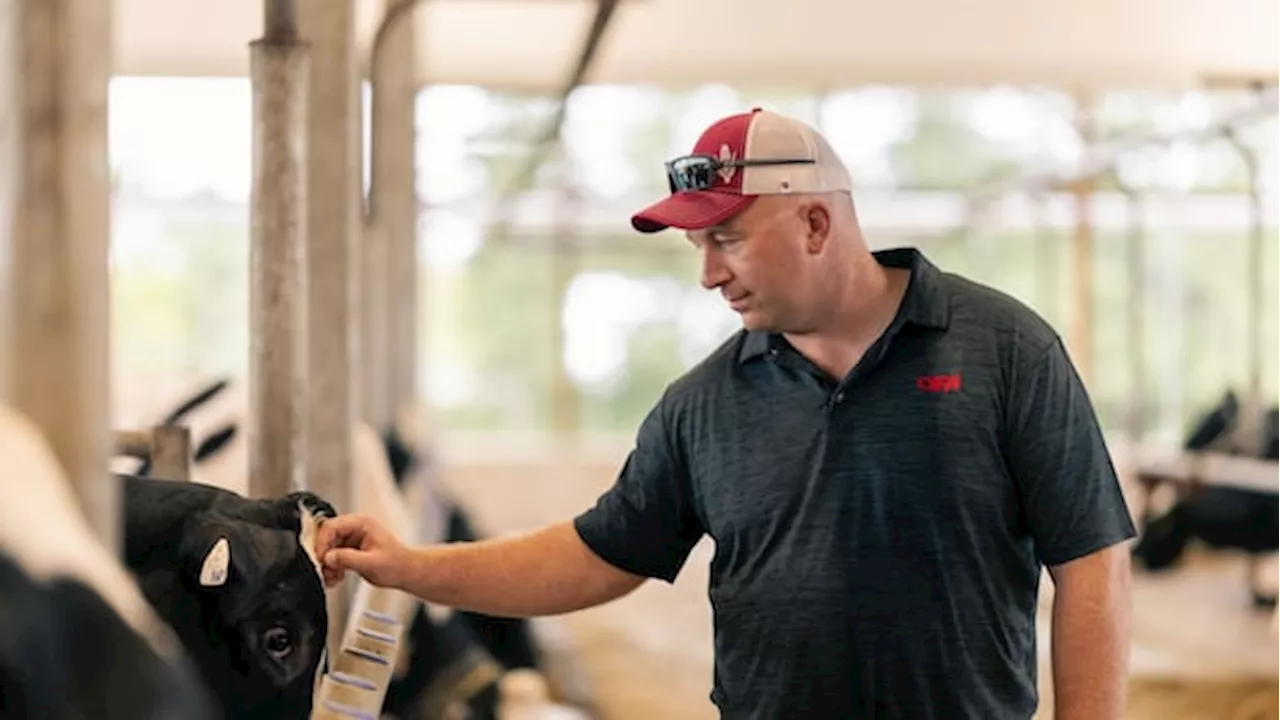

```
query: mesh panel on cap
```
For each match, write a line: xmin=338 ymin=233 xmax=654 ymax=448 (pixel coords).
xmin=740 ymin=111 xmax=852 ymax=196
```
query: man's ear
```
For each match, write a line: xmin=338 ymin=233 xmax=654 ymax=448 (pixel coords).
xmin=802 ymin=200 xmax=833 ymax=254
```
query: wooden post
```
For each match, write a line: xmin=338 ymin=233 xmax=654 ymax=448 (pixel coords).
xmin=1067 ymin=96 xmax=1096 ymax=387
xmin=1123 ymin=188 xmax=1146 ymax=446
xmin=3 ymin=0 xmax=115 ymax=550
xmin=361 ymin=219 xmax=391 ymax=427
xmin=248 ymin=0 xmax=310 ymax=499
xmin=113 ymin=426 xmax=192 ymax=483
xmin=1226 ymin=128 xmax=1264 ymax=402
xmin=1030 ymin=191 xmax=1059 ymax=327
xmin=0 ymin=0 xmax=12 ymax=404
xmin=551 ymin=178 xmax=581 ymax=440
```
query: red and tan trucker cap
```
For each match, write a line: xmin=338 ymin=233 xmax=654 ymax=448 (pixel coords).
xmin=631 ymin=108 xmax=852 ymax=234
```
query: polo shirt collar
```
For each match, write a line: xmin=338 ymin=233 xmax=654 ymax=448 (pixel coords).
xmin=738 ymin=247 xmax=950 ymax=364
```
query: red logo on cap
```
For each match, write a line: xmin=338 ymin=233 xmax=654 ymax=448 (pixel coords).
xmin=691 ymin=112 xmax=755 ymax=193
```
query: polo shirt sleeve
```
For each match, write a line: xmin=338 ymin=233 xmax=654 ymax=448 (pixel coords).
xmin=573 ymin=392 xmax=705 ymax=583
xmin=1003 ymin=336 xmax=1137 ymax=567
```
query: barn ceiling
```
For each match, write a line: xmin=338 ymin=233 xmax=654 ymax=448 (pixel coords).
xmin=114 ymin=0 xmax=1279 ymax=91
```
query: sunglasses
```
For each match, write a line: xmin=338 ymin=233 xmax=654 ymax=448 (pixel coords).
xmin=665 ymin=154 xmax=816 ymax=193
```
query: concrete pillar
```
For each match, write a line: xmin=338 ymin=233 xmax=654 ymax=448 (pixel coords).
xmin=361 ymin=220 xmax=391 ymax=427
xmin=2 ymin=0 xmax=115 ymax=550
xmin=297 ymin=0 xmax=359 ymax=513
xmin=298 ymin=0 xmax=361 ymax=653
xmin=248 ymin=3 xmax=311 ymax=499
xmin=367 ymin=0 xmax=418 ymax=427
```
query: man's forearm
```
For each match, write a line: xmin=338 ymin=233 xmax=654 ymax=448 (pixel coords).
xmin=396 ymin=521 xmax=644 ymax=618
xmin=1050 ymin=553 xmax=1131 ymax=720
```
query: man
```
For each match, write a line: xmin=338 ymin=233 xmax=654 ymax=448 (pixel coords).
xmin=316 ymin=108 xmax=1136 ymax=719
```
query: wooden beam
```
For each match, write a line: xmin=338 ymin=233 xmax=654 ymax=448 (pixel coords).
xmin=1136 ymin=451 xmax=1279 ymax=495
xmin=113 ymin=426 xmax=192 ymax=482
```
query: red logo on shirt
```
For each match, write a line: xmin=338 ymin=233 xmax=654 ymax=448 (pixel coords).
xmin=917 ymin=374 xmax=962 ymax=393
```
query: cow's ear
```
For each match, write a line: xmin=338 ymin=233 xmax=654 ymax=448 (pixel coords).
xmin=198 ymin=537 xmax=231 ymax=587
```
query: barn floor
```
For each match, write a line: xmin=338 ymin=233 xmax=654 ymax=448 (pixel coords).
xmin=440 ymin=445 xmax=1279 ymax=720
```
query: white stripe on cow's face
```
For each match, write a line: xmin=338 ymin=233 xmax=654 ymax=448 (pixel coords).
xmin=297 ymin=500 xmax=324 ymax=581
xmin=298 ymin=500 xmax=338 ymax=702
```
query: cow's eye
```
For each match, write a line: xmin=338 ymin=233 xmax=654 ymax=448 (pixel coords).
xmin=262 ymin=626 xmax=294 ymax=659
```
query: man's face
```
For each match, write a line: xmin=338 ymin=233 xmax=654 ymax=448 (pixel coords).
xmin=687 ymin=195 xmax=814 ymax=332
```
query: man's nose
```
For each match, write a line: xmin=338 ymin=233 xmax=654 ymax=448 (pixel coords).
xmin=700 ymin=251 xmax=730 ymax=290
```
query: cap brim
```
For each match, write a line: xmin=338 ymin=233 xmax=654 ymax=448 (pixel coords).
xmin=630 ymin=191 xmax=756 ymax=234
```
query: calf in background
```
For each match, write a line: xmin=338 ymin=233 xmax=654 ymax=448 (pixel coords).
xmin=1132 ymin=389 xmax=1279 ymax=607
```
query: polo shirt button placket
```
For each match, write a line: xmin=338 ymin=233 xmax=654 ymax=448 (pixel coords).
xmin=822 ymin=390 xmax=846 ymax=413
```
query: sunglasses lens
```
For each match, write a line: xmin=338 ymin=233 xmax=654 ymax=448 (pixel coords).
xmin=667 ymin=156 xmax=716 ymax=192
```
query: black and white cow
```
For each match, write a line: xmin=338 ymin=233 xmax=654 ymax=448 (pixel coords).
xmin=0 ymin=402 xmax=217 ymax=720
xmin=128 ymin=377 xmax=511 ymax=719
xmin=1132 ymin=389 xmax=1280 ymax=607
xmin=118 ymin=471 xmax=336 ymax=719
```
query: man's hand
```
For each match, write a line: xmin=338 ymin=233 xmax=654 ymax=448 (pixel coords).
xmin=314 ymin=514 xmax=412 ymax=590
xmin=314 ymin=517 xmax=644 ymax=617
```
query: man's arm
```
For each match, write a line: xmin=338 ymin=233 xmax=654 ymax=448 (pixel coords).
xmin=320 ymin=390 xmax=702 ymax=616
xmin=400 ymin=521 xmax=645 ymax=617
xmin=1001 ymin=335 xmax=1137 ymax=720
xmin=1047 ymin=542 xmax=1132 ymax=720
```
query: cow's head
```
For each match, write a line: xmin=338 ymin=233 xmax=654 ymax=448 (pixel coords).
xmin=165 ymin=497 xmax=332 ymax=719
xmin=1183 ymin=389 xmax=1280 ymax=459
xmin=1185 ymin=390 xmax=1240 ymax=453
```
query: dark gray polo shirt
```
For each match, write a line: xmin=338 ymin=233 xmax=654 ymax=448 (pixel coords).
xmin=574 ymin=247 xmax=1136 ymax=719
